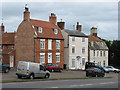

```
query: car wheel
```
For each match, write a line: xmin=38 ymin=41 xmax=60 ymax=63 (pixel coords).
xmin=4 ymin=68 xmax=9 ymax=73
xmin=29 ymin=74 xmax=34 ymax=79
xmin=114 ymin=70 xmax=117 ymax=73
xmin=18 ymin=75 xmax=22 ymax=79
xmin=52 ymin=69 xmax=54 ymax=72
xmin=45 ymin=74 xmax=50 ymax=79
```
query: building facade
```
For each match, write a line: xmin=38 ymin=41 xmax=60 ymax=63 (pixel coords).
xmin=88 ymin=27 xmax=108 ymax=66
xmin=0 ymin=23 xmax=16 ymax=67
xmin=59 ymin=22 xmax=88 ymax=70
xmin=15 ymin=7 xmax=64 ymax=67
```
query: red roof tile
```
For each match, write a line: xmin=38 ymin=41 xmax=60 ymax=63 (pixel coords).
xmin=30 ymin=19 xmax=64 ymax=40
xmin=88 ymin=35 xmax=103 ymax=42
xmin=0 ymin=33 xmax=15 ymax=44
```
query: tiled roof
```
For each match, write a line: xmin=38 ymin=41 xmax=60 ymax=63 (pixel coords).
xmin=30 ymin=19 xmax=64 ymax=40
xmin=0 ymin=33 xmax=15 ymax=44
xmin=64 ymin=29 xmax=88 ymax=37
xmin=88 ymin=35 xmax=103 ymax=42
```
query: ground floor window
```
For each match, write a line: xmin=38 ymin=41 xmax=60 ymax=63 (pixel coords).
xmin=82 ymin=58 xmax=85 ymax=66
xmin=72 ymin=59 xmax=75 ymax=67
xmin=103 ymin=60 xmax=105 ymax=66
xmin=56 ymin=53 xmax=60 ymax=63
xmin=40 ymin=53 xmax=45 ymax=64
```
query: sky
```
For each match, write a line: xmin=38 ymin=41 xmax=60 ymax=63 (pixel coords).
xmin=0 ymin=0 xmax=118 ymax=40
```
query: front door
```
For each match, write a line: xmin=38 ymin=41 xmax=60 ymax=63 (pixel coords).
xmin=48 ymin=53 xmax=52 ymax=63
xmin=10 ymin=56 xmax=14 ymax=67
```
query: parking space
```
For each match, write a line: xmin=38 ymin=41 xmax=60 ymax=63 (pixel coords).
xmin=1 ymin=69 xmax=119 ymax=80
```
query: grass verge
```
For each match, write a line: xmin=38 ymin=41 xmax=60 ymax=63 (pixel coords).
xmin=2 ymin=77 xmax=112 ymax=83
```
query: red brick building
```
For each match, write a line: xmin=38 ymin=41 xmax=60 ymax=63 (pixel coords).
xmin=15 ymin=7 xmax=64 ymax=68
xmin=0 ymin=23 xmax=16 ymax=67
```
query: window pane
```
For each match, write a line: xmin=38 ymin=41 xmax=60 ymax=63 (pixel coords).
xmin=72 ymin=46 xmax=75 ymax=53
xmin=56 ymin=40 xmax=60 ymax=49
xmin=82 ymin=47 xmax=85 ymax=53
xmin=72 ymin=37 xmax=75 ymax=41
xmin=82 ymin=58 xmax=85 ymax=66
xmin=82 ymin=38 xmax=85 ymax=42
xmin=72 ymin=59 xmax=75 ymax=67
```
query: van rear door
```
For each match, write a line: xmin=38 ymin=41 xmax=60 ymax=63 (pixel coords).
xmin=17 ymin=61 xmax=28 ymax=75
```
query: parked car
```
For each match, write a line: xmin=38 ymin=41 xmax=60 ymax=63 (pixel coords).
xmin=86 ymin=67 xmax=105 ymax=77
xmin=44 ymin=63 xmax=63 ymax=72
xmin=85 ymin=62 xmax=103 ymax=70
xmin=101 ymin=66 xmax=110 ymax=73
xmin=0 ymin=61 xmax=10 ymax=73
xmin=105 ymin=66 xmax=120 ymax=73
xmin=16 ymin=61 xmax=50 ymax=79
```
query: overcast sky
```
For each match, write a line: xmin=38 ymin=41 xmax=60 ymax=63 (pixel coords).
xmin=0 ymin=1 xmax=118 ymax=40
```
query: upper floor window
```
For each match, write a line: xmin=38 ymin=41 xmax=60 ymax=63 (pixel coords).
xmin=37 ymin=27 xmax=42 ymax=34
xmin=56 ymin=40 xmax=60 ymax=49
xmin=11 ymin=45 xmax=14 ymax=49
xmin=82 ymin=37 xmax=85 ymax=42
xmin=100 ymin=51 xmax=102 ymax=56
xmin=97 ymin=51 xmax=99 ymax=56
xmin=48 ymin=39 xmax=52 ymax=50
xmin=93 ymin=50 xmax=95 ymax=56
xmin=72 ymin=37 xmax=75 ymax=41
xmin=82 ymin=47 xmax=85 ymax=54
xmin=0 ymin=45 xmax=3 ymax=51
xmin=40 ymin=39 xmax=45 ymax=49
xmin=54 ymin=29 xmax=58 ymax=35
xmin=72 ymin=46 xmax=75 ymax=53
xmin=104 ymin=51 xmax=105 ymax=56
xmin=99 ymin=42 xmax=103 ymax=47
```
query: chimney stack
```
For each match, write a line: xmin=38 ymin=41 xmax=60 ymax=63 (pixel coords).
xmin=49 ymin=13 xmax=57 ymax=24
xmin=57 ymin=19 xmax=65 ymax=30
xmin=0 ymin=23 xmax=4 ymax=34
xmin=24 ymin=5 xmax=30 ymax=20
xmin=91 ymin=27 xmax=97 ymax=37
xmin=76 ymin=22 xmax=82 ymax=32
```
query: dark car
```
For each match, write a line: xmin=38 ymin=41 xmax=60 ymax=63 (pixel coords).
xmin=44 ymin=63 xmax=63 ymax=72
xmin=0 ymin=61 xmax=10 ymax=73
xmin=86 ymin=67 xmax=105 ymax=77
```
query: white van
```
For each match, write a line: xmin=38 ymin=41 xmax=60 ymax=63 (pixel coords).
xmin=16 ymin=61 xmax=50 ymax=79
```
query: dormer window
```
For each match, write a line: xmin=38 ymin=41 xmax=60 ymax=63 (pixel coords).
xmin=37 ymin=27 xmax=42 ymax=34
xmin=54 ymin=29 xmax=58 ymax=35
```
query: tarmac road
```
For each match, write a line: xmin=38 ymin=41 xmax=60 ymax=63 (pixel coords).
xmin=2 ymin=78 xmax=119 ymax=88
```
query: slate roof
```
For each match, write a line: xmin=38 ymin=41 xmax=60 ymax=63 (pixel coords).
xmin=88 ymin=35 xmax=103 ymax=42
xmin=64 ymin=29 xmax=88 ymax=37
xmin=30 ymin=19 xmax=64 ymax=40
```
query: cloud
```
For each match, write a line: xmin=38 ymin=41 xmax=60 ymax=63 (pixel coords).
xmin=1 ymin=2 xmax=118 ymax=40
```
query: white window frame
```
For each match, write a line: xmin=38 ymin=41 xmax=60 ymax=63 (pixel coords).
xmin=56 ymin=40 xmax=60 ymax=49
xmin=72 ymin=59 xmax=75 ymax=67
xmin=100 ymin=50 xmax=102 ymax=56
xmin=48 ymin=39 xmax=52 ymax=50
xmin=40 ymin=53 xmax=45 ymax=64
xmin=40 ymin=39 xmax=45 ymax=49
xmin=54 ymin=29 xmax=58 ymax=34
xmin=91 ymin=41 xmax=94 ymax=46
xmin=56 ymin=53 xmax=60 ymax=63
xmin=82 ymin=37 xmax=85 ymax=42
xmin=82 ymin=47 xmax=85 ymax=54
xmin=72 ymin=46 xmax=75 ymax=53
xmin=37 ymin=27 xmax=42 ymax=34
xmin=48 ymin=53 xmax=52 ymax=63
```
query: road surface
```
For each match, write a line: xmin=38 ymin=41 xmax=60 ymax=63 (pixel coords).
xmin=2 ymin=78 xmax=119 ymax=88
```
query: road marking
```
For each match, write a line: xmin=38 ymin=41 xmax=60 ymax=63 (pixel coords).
xmin=70 ymin=84 xmax=93 ymax=87
xmin=100 ymin=82 xmax=115 ymax=85
xmin=49 ymin=87 xmax=59 ymax=88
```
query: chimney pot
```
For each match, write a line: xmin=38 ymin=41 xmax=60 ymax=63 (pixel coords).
xmin=49 ymin=13 xmax=57 ymax=24
xmin=76 ymin=22 xmax=82 ymax=32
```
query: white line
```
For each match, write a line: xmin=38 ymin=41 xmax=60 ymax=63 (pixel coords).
xmin=70 ymin=84 xmax=93 ymax=87
xmin=100 ymin=82 xmax=115 ymax=85
xmin=49 ymin=87 xmax=59 ymax=88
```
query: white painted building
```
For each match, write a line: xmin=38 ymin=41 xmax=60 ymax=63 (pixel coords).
xmin=88 ymin=27 xmax=108 ymax=66
xmin=61 ymin=27 xmax=88 ymax=70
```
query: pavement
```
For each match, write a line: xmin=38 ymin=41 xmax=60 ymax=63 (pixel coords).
xmin=2 ymin=78 xmax=119 ymax=88
xmin=0 ymin=68 xmax=119 ymax=80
